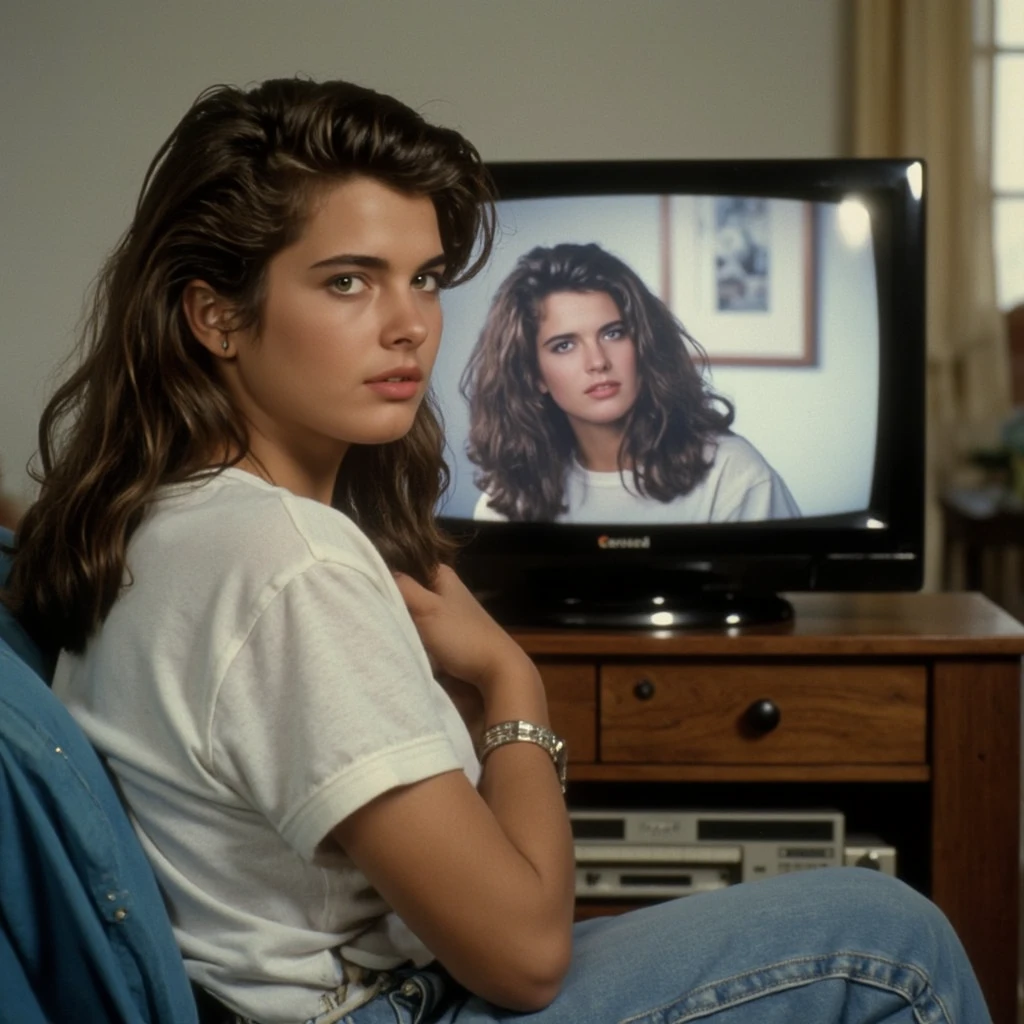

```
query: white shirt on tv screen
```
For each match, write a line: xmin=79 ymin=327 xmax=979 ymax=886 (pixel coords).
xmin=473 ymin=433 xmax=800 ymax=524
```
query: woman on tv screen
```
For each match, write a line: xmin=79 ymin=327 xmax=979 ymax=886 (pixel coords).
xmin=460 ymin=242 xmax=800 ymax=523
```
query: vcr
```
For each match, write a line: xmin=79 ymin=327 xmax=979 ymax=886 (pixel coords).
xmin=571 ymin=809 xmax=895 ymax=902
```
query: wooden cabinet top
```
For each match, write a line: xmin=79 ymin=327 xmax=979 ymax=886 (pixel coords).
xmin=509 ymin=591 xmax=1024 ymax=658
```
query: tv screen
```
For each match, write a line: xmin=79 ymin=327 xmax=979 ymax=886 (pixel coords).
xmin=433 ymin=160 xmax=925 ymax=628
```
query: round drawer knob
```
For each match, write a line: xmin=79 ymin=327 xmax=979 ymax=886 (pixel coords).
xmin=633 ymin=679 xmax=656 ymax=701
xmin=742 ymin=698 xmax=781 ymax=735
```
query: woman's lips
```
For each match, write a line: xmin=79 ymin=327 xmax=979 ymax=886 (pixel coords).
xmin=585 ymin=381 xmax=621 ymax=399
xmin=365 ymin=365 xmax=422 ymax=400
xmin=365 ymin=379 xmax=421 ymax=400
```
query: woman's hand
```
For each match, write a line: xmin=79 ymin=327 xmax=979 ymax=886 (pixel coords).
xmin=393 ymin=565 xmax=534 ymax=697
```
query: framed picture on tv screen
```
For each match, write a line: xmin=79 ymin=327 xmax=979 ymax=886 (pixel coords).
xmin=664 ymin=196 xmax=817 ymax=367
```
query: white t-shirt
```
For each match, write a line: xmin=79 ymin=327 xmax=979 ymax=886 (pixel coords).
xmin=52 ymin=469 xmax=479 ymax=1024
xmin=473 ymin=433 xmax=800 ymax=524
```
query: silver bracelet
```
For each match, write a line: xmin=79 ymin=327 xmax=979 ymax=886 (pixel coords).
xmin=477 ymin=720 xmax=567 ymax=794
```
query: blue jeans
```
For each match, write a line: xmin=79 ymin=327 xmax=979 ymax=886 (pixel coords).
xmin=341 ymin=869 xmax=991 ymax=1024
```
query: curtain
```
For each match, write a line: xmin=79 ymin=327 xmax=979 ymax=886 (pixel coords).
xmin=853 ymin=0 xmax=1011 ymax=588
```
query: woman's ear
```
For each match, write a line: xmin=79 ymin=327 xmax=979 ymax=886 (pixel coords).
xmin=182 ymin=280 xmax=237 ymax=358
xmin=537 ymin=380 xmax=549 ymax=395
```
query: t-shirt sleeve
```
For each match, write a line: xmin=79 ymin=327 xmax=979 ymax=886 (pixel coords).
xmin=766 ymin=472 xmax=801 ymax=518
xmin=724 ymin=471 xmax=802 ymax=521
xmin=209 ymin=560 xmax=465 ymax=862
xmin=707 ymin=436 xmax=802 ymax=522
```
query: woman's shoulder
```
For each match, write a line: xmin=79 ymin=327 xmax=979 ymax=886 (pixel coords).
xmin=709 ymin=432 xmax=774 ymax=474
xmin=149 ymin=469 xmax=388 ymax=584
xmin=704 ymin=432 xmax=800 ymax=519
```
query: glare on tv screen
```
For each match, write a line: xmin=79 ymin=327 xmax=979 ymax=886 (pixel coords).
xmin=434 ymin=193 xmax=879 ymax=527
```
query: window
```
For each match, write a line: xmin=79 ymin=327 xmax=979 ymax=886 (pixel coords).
xmin=992 ymin=0 xmax=1024 ymax=308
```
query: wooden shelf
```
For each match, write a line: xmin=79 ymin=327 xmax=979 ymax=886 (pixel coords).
xmin=511 ymin=591 xmax=1024 ymax=657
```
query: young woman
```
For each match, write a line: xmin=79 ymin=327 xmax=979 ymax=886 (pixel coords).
xmin=461 ymin=242 xmax=801 ymax=523
xmin=3 ymin=78 xmax=990 ymax=1024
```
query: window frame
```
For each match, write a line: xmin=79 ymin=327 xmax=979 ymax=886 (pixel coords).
xmin=983 ymin=0 xmax=1024 ymax=308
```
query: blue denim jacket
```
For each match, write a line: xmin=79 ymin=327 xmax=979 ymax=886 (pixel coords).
xmin=0 ymin=527 xmax=198 ymax=1024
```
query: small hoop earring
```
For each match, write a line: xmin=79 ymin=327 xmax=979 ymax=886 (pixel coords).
xmin=221 ymin=338 xmax=229 ymax=352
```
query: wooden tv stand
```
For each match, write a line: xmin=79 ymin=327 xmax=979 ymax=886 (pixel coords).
xmin=511 ymin=591 xmax=1024 ymax=1024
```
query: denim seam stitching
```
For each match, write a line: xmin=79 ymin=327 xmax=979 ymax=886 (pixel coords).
xmin=616 ymin=950 xmax=951 ymax=1024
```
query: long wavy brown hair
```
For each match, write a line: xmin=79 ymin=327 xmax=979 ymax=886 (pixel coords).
xmin=4 ymin=77 xmax=495 ymax=654
xmin=459 ymin=242 xmax=734 ymax=521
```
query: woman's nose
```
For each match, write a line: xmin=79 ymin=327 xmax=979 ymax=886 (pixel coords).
xmin=585 ymin=340 xmax=612 ymax=371
xmin=382 ymin=293 xmax=431 ymax=348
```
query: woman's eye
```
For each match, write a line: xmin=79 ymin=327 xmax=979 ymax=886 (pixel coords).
xmin=551 ymin=339 xmax=575 ymax=354
xmin=330 ymin=275 xmax=366 ymax=295
xmin=412 ymin=272 xmax=441 ymax=293
xmin=604 ymin=325 xmax=627 ymax=341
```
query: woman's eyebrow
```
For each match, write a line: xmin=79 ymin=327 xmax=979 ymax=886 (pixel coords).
xmin=541 ymin=331 xmax=578 ymax=347
xmin=308 ymin=252 xmax=447 ymax=272
xmin=416 ymin=253 xmax=448 ymax=274
xmin=542 ymin=319 xmax=625 ymax=346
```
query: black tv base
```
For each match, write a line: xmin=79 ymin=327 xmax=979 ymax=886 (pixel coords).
xmin=479 ymin=568 xmax=794 ymax=631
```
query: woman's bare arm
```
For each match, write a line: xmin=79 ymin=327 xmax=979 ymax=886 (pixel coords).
xmin=332 ymin=568 xmax=575 ymax=1011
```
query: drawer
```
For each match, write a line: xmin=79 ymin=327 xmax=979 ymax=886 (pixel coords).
xmin=600 ymin=663 xmax=927 ymax=765
xmin=538 ymin=661 xmax=597 ymax=763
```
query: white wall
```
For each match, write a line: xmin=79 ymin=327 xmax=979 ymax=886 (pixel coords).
xmin=0 ymin=0 xmax=850 ymax=502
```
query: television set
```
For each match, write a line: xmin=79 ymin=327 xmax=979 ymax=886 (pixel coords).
xmin=433 ymin=159 xmax=926 ymax=629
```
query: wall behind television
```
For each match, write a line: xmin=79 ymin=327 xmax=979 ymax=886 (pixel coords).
xmin=0 ymin=0 xmax=850 ymax=503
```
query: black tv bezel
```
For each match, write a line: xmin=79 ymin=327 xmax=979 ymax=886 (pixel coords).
xmin=439 ymin=158 xmax=926 ymax=594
